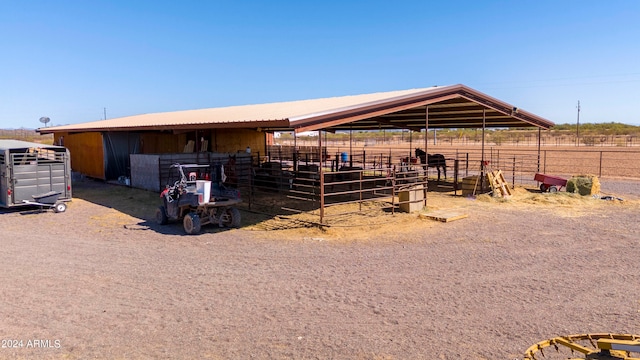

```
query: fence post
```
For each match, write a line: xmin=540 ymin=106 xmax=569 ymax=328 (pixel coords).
xmin=362 ymin=150 xmax=366 ymax=169
xmin=359 ymin=170 xmax=363 ymax=211
xmin=512 ymin=156 xmax=516 ymax=188
xmin=391 ymin=166 xmax=396 ymax=215
xmin=599 ymin=151 xmax=603 ymax=177
xmin=465 ymin=153 xmax=469 ymax=177
xmin=454 ymin=159 xmax=459 ymax=195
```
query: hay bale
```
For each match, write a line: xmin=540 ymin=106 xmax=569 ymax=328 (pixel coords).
xmin=566 ymin=175 xmax=600 ymax=195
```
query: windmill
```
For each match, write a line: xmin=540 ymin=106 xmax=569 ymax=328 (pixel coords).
xmin=39 ymin=116 xmax=51 ymax=127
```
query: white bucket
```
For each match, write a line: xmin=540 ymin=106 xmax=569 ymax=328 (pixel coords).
xmin=196 ymin=180 xmax=211 ymax=204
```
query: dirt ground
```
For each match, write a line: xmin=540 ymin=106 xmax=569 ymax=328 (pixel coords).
xmin=1 ymin=178 xmax=639 ymax=359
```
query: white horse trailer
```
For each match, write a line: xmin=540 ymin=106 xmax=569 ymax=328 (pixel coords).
xmin=0 ymin=140 xmax=72 ymax=209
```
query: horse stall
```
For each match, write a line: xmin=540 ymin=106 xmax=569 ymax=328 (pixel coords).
xmin=245 ymin=146 xmax=438 ymax=220
xmin=130 ymin=152 xmax=251 ymax=192
xmin=135 ymin=145 xmax=518 ymax=224
xmin=0 ymin=140 xmax=72 ymax=209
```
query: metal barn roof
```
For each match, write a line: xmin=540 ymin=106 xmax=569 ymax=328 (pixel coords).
xmin=39 ymin=84 xmax=554 ymax=134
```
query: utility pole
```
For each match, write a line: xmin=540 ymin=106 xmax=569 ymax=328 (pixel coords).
xmin=104 ymin=107 xmax=107 ymax=120
xmin=576 ymin=101 xmax=580 ymax=147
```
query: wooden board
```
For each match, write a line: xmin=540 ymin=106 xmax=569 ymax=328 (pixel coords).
xmin=487 ymin=170 xmax=512 ymax=197
xmin=419 ymin=210 xmax=469 ymax=223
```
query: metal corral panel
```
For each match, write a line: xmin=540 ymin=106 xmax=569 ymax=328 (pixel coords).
xmin=130 ymin=152 xmax=249 ymax=192
xmin=130 ymin=154 xmax=160 ymax=191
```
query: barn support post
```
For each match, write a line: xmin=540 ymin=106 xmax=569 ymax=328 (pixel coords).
xmin=537 ymin=128 xmax=542 ymax=173
xmin=409 ymin=129 xmax=413 ymax=163
xmin=424 ymin=105 xmax=429 ymax=208
xmin=293 ymin=131 xmax=298 ymax=173
xmin=319 ymin=130 xmax=325 ymax=224
xmin=349 ymin=127 xmax=353 ymax=167
xmin=127 ymin=132 xmax=131 ymax=179
xmin=322 ymin=131 xmax=326 ymax=166
xmin=481 ymin=108 xmax=486 ymax=191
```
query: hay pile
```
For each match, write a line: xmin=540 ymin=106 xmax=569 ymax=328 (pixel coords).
xmin=244 ymin=184 xmax=635 ymax=241
xmin=245 ymin=200 xmax=438 ymax=242
xmin=566 ymin=175 xmax=601 ymax=195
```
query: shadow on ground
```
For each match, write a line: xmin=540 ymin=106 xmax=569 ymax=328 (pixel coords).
xmin=70 ymin=178 xmax=275 ymax=234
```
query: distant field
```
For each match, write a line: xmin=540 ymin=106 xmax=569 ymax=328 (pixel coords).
xmin=276 ymin=140 xmax=640 ymax=180
xmin=0 ymin=129 xmax=53 ymax=144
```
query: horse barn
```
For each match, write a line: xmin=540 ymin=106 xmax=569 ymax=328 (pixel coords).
xmin=39 ymin=84 xmax=554 ymax=223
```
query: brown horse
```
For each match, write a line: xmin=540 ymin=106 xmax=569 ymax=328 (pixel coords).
xmin=415 ymin=148 xmax=446 ymax=181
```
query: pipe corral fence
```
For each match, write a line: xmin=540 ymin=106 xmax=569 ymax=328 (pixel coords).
xmin=130 ymin=146 xmax=640 ymax=224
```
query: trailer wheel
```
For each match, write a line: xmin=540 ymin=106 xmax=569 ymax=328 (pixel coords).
xmin=548 ymin=185 xmax=558 ymax=193
xmin=183 ymin=213 xmax=201 ymax=234
xmin=539 ymin=183 xmax=547 ymax=192
xmin=53 ymin=202 xmax=67 ymax=213
xmin=219 ymin=207 xmax=241 ymax=228
xmin=156 ymin=206 xmax=168 ymax=225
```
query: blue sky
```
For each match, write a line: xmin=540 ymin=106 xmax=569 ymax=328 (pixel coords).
xmin=1 ymin=1 xmax=639 ymax=129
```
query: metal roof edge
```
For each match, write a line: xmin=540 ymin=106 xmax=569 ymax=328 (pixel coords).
xmin=456 ymin=85 xmax=555 ymax=129
xmin=38 ymin=119 xmax=290 ymax=134
xmin=289 ymin=85 xmax=458 ymax=124
xmin=290 ymin=85 xmax=466 ymax=132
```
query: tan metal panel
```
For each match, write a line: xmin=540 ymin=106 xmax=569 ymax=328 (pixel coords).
xmin=61 ymin=132 xmax=105 ymax=179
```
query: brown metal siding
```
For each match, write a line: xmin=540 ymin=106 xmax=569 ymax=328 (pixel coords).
xmin=212 ymin=128 xmax=265 ymax=155
xmin=57 ymin=132 xmax=106 ymax=179
xmin=140 ymin=132 xmax=187 ymax=154
xmin=139 ymin=130 xmax=265 ymax=154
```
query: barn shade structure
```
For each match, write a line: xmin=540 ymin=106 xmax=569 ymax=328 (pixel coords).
xmin=39 ymin=84 xmax=553 ymax=222
xmin=285 ymin=85 xmax=552 ymax=133
xmin=39 ymin=84 xmax=552 ymax=135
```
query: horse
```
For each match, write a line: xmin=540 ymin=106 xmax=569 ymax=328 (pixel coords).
xmin=225 ymin=154 xmax=238 ymax=186
xmin=415 ymin=148 xmax=447 ymax=181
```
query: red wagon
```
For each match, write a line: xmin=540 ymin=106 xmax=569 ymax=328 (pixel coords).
xmin=534 ymin=173 xmax=567 ymax=193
